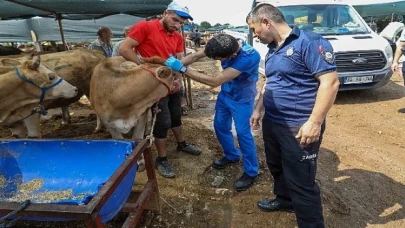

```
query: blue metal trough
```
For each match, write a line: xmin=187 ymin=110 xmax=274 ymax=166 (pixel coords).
xmin=0 ymin=139 xmax=157 ymax=227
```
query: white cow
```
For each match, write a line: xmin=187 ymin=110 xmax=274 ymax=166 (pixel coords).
xmin=0 ymin=55 xmax=78 ymax=138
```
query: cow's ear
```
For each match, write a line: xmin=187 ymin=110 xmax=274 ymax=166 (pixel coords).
xmin=0 ymin=58 xmax=21 ymax=67
xmin=156 ymin=66 xmax=172 ymax=78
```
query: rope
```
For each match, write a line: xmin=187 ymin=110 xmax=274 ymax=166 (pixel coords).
xmin=145 ymin=106 xmax=159 ymax=148
xmin=0 ymin=106 xmax=46 ymax=127
xmin=0 ymin=200 xmax=30 ymax=228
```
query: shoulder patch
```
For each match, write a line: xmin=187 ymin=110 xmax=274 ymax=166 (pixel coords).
xmin=318 ymin=45 xmax=335 ymax=64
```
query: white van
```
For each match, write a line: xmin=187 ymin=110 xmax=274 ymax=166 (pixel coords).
xmin=250 ymin=0 xmax=394 ymax=91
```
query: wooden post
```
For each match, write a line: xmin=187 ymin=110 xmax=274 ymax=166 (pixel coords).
xmin=55 ymin=13 xmax=72 ymax=124
xmin=56 ymin=14 xmax=68 ymax=51
xmin=181 ymin=25 xmax=193 ymax=110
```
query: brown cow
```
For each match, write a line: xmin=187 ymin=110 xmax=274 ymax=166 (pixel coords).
xmin=0 ymin=55 xmax=78 ymax=137
xmin=0 ymin=49 xmax=104 ymax=138
xmin=90 ymin=56 xmax=174 ymax=171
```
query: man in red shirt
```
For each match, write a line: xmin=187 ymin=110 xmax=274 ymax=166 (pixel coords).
xmin=119 ymin=2 xmax=201 ymax=178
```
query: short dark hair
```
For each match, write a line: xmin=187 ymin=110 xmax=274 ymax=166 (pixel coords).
xmin=251 ymin=3 xmax=285 ymax=24
xmin=204 ymin=34 xmax=239 ymax=59
xmin=97 ymin=26 xmax=111 ymax=37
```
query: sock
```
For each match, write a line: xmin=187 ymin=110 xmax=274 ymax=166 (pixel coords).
xmin=177 ymin=141 xmax=187 ymax=148
xmin=156 ymin=156 xmax=168 ymax=162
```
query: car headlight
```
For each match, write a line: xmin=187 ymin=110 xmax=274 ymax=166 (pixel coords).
xmin=385 ymin=44 xmax=393 ymax=62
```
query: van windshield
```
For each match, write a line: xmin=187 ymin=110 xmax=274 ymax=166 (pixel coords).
xmin=278 ymin=4 xmax=370 ymax=35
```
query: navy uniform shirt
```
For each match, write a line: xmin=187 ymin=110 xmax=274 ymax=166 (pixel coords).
xmin=263 ymin=26 xmax=337 ymax=126
xmin=221 ymin=41 xmax=260 ymax=102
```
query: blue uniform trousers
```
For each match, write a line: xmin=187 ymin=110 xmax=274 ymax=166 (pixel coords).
xmin=262 ymin=115 xmax=325 ymax=228
xmin=214 ymin=92 xmax=259 ymax=177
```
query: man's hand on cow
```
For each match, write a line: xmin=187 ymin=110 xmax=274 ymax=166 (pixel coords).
xmin=165 ymin=56 xmax=183 ymax=72
xmin=170 ymin=79 xmax=181 ymax=94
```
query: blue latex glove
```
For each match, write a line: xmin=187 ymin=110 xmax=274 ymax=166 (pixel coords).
xmin=165 ymin=56 xmax=183 ymax=72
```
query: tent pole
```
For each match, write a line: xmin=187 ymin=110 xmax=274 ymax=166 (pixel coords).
xmin=56 ymin=14 xmax=68 ymax=51
xmin=181 ymin=24 xmax=193 ymax=110
xmin=56 ymin=13 xmax=71 ymax=124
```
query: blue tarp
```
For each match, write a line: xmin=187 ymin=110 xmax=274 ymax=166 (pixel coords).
xmin=0 ymin=0 xmax=171 ymax=20
xmin=0 ymin=14 xmax=144 ymax=43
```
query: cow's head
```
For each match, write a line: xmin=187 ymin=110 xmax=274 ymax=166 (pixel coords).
xmin=142 ymin=56 xmax=175 ymax=92
xmin=13 ymin=54 xmax=78 ymax=99
xmin=142 ymin=56 xmax=174 ymax=77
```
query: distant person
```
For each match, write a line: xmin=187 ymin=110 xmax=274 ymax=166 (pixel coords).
xmin=112 ymin=26 xmax=133 ymax=57
xmin=391 ymin=28 xmax=405 ymax=113
xmin=88 ymin=26 xmax=113 ymax=57
xmin=194 ymin=29 xmax=201 ymax=47
xmin=189 ymin=29 xmax=196 ymax=42
xmin=165 ymin=33 xmax=261 ymax=191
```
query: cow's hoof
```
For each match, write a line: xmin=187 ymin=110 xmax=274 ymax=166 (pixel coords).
xmin=137 ymin=160 xmax=146 ymax=172
xmin=27 ymin=136 xmax=40 ymax=139
xmin=6 ymin=135 xmax=20 ymax=139
xmin=93 ymin=128 xmax=105 ymax=134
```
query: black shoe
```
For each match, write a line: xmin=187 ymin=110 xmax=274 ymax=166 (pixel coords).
xmin=177 ymin=143 xmax=201 ymax=155
xmin=155 ymin=159 xmax=175 ymax=178
xmin=212 ymin=157 xmax=239 ymax=169
xmin=233 ymin=173 xmax=257 ymax=191
xmin=257 ymin=198 xmax=294 ymax=213
xmin=398 ymin=108 xmax=405 ymax=113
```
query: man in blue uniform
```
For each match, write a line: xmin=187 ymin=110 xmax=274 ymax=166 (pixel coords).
xmin=165 ymin=34 xmax=260 ymax=191
xmin=247 ymin=3 xmax=339 ymax=228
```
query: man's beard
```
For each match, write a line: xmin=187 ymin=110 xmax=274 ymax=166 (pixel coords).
xmin=162 ymin=19 xmax=174 ymax=32
xmin=162 ymin=20 xmax=172 ymax=32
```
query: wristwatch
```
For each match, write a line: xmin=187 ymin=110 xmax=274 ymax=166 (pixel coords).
xmin=179 ymin=66 xmax=188 ymax=73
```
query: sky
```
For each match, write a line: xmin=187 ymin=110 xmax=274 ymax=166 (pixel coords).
xmin=175 ymin=0 xmax=403 ymax=26
xmin=178 ymin=0 xmax=253 ymax=27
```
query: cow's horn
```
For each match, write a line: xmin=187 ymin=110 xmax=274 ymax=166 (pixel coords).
xmin=31 ymin=55 xmax=41 ymax=69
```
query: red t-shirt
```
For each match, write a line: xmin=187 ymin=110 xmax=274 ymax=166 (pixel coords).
xmin=128 ymin=20 xmax=184 ymax=59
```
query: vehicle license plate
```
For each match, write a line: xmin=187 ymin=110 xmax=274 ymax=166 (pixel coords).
xmin=344 ymin=76 xmax=373 ymax=84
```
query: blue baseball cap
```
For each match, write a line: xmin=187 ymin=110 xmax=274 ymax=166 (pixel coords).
xmin=167 ymin=1 xmax=193 ymax=21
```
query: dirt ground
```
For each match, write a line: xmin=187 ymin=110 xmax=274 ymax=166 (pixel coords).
xmin=1 ymin=65 xmax=405 ymax=228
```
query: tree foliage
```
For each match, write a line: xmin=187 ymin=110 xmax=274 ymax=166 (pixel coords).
xmin=199 ymin=21 xmax=212 ymax=30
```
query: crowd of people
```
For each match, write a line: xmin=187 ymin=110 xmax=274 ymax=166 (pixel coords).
xmin=85 ymin=1 xmax=405 ymax=228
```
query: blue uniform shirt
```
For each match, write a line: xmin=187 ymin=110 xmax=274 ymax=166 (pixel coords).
xmin=220 ymin=41 xmax=260 ymax=102
xmin=263 ymin=26 xmax=337 ymax=126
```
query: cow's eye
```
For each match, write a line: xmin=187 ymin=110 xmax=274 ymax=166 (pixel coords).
xmin=48 ymin=74 xmax=56 ymax=81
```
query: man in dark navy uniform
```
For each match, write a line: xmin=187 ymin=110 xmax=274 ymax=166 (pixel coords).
xmin=248 ymin=3 xmax=339 ymax=228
